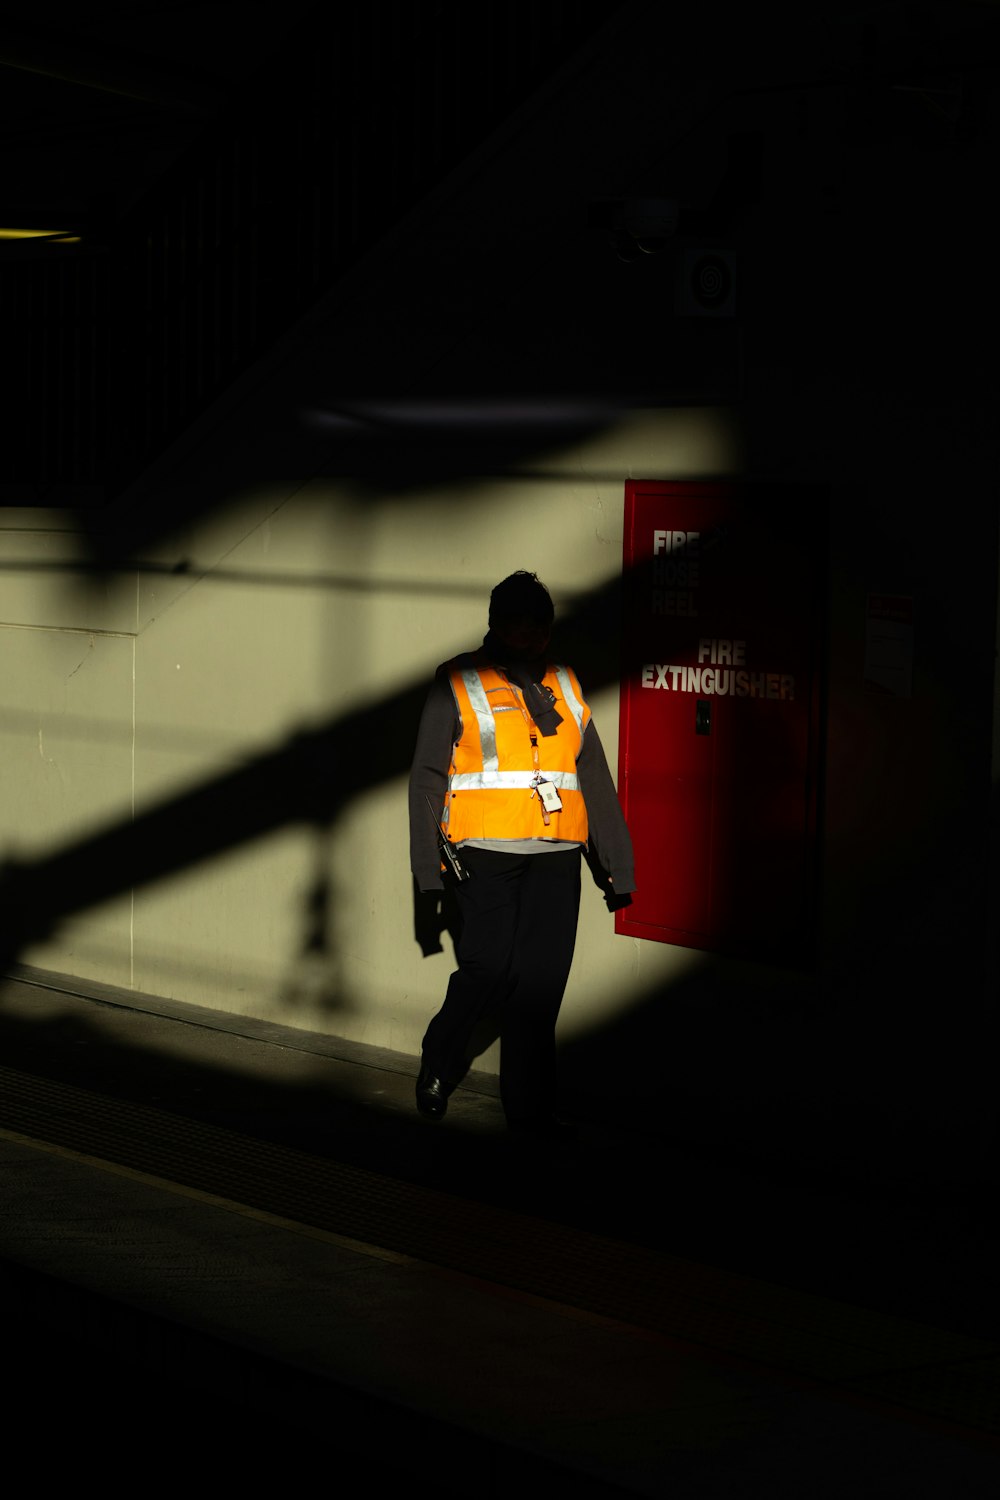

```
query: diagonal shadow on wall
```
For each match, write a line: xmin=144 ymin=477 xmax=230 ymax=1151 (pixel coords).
xmin=0 ymin=561 xmax=633 ymax=971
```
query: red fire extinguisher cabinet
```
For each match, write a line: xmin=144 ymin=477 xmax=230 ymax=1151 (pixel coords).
xmin=615 ymin=480 xmax=826 ymax=964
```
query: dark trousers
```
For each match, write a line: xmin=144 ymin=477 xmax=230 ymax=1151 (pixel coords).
xmin=422 ymin=847 xmax=582 ymax=1124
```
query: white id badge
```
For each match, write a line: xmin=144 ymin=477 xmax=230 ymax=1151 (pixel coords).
xmin=537 ymin=780 xmax=563 ymax=813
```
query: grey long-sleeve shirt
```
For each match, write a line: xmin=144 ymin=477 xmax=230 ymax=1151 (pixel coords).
xmin=408 ymin=663 xmax=636 ymax=895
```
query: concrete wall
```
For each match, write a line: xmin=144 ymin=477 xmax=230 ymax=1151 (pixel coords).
xmin=0 ymin=407 xmax=741 ymax=1063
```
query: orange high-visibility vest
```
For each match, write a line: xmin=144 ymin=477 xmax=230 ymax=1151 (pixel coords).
xmin=442 ymin=663 xmax=591 ymax=845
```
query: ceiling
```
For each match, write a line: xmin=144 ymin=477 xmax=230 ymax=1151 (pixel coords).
xmin=0 ymin=0 xmax=320 ymax=238
xmin=4 ymin=1 xmax=1000 ymax=251
xmin=4 ymin=0 xmax=1000 ymax=506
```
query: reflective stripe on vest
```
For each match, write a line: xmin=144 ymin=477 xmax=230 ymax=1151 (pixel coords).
xmin=449 ymin=770 xmax=581 ymax=791
xmin=552 ymin=665 xmax=586 ymax=738
xmin=458 ymin=669 xmax=499 ymax=775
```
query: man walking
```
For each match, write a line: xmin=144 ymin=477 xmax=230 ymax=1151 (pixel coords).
xmin=408 ymin=571 xmax=634 ymax=1135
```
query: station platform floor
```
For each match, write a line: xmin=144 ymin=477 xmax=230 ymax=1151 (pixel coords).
xmin=1 ymin=963 xmax=999 ymax=1497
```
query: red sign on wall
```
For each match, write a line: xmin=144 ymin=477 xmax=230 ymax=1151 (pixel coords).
xmin=616 ymin=481 xmax=825 ymax=964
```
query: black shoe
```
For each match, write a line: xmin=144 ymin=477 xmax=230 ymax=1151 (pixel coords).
xmin=416 ymin=1062 xmax=448 ymax=1119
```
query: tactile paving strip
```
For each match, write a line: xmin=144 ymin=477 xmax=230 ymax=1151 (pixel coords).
xmin=3 ymin=1062 xmax=999 ymax=1435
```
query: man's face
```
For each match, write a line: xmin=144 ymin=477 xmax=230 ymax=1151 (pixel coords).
xmin=493 ymin=613 xmax=551 ymax=658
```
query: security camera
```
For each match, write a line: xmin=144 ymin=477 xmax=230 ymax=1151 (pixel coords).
xmin=621 ymin=198 xmax=679 ymax=254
